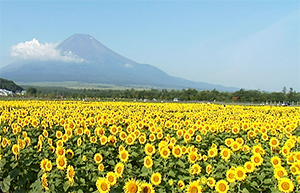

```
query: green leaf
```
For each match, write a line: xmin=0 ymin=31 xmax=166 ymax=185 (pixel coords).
xmin=251 ymin=181 xmax=259 ymax=187
xmin=63 ymin=181 xmax=70 ymax=192
xmin=141 ymin=166 xmax=148 ymax=173
xmin=18 ymin=175 xmax=27 ymax=186
xmin=0 ymin=158 xmax=7 ymax=168
xmin=257 ymin=173 xmax=266 ymax=181
xmin=29 ymin=178 xmax=42 ymax=190
xmin=78 ymin=189 xmax=84 ymax=193
xmin=263 ymin=179 xmax=273 ymax=185
xmin=131 ymin=152 xmax=139 ymax=157
xmin=270 ymin=187 xmax=281 ymax=193
xmin=107 ymin=159 xmax=115 ymax=165
xmin=10 ymin=161 xmax=18 ymax=169
xmin=55 ymin=178 xmax=63 ymax=187
xmin=176 ymin=160 xmax=185 ymax=167
xmin=80 ymin=178 xmax=86 ymax=184
xmin=241 ymin=188 xmax=250 ymax=193
xmin=0 ymin=175 xmax=11 ymax=192
xmin=24 ymin=157 xmax=33 ymax=166
xmin=127 ymin=163 xmax=132 ymax=169
xmin=10 ymin=168 xmax=21 ymax=179
xmin=168 ymin=170 xmax=176 ymax=177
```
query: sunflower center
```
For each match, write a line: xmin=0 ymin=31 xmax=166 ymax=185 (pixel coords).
xmin=108 ymin=176 xmax=114 ymax=183
xmin=223 ymin=151 xmax=228 ymax=157
xmin=121 ymin=153 xmax=127 ymax=159
xmin=237 ymin=171 xmax=243 ymax=177
xmin=219 ymin=183 xmax=226 ymax=191
xmin=281 ymin=182 xmax=290 ymax=190
xmin=129 ymin=184 xmax=138 ymax=193
xmin=59 ymin=159 xmax=65 ymax=166
xmin=191 ymin=186 xmax=198 ymax=193
xmin=146 ymin=159 xmax=151 ymax=165
xmin=142 ymin=187 xmax=151 ymax=193
xmin=101 ymin=183 xmax=108 ymax=191
xmin=148 ymin=147 xmax=153 ymax=153
xmin=278 ymin=170 xmax=284 ymax=177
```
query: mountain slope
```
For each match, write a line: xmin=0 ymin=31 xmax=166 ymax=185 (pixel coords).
xmin=0 ymin=78 xmax=23 ymax=92
xmin=0 ymin=34 xmax=238 ymax=91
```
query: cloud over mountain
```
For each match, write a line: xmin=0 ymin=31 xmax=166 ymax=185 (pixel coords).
xmin=10 ymin=38 xmax=84 ymax=62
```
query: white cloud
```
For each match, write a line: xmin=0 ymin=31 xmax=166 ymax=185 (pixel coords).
xmin=125 ymin=63 xmax=133 ymax=68
xmin=10 ymin=38 xmax=84 ymax=62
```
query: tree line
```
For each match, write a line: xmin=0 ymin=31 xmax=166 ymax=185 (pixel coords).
xmin=24 ymin=86 xmax=300 ymax=104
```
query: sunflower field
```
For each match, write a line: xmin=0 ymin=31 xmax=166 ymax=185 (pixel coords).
xmin=0 ymin=100 xmax=299 ymax=193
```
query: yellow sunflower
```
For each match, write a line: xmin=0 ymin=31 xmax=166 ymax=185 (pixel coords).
xmin=119 ymin=131 xmax=127 ymax=141
xmin=274 ymin=166 xmax=288 ymax=179
xmin=66 ymin=149 xmax=74 ymax=159
xmin=56 ymin=130 xmax=63 ymax=139
xmin=126 ymin=135 xmax=135 ymax=146
xmin=41 ymin=173 xmax=49 ymax=191
xmin=190 ymin=163 xmax=202 ymax=175
xmin=141 ymin=182 xmax=154 ymax=193
xmin=151 ymin=172 xmax=162 ymax=186
xmin=206 ymin=164 xmax=212 ymax=175
xmin=244 ymin=161 xmax=255 ymax=173
xmin=231 ymin=141 xmax=241 ymax=152
xmin=251 ymin=153 xmax=264 ymax=167
xmin=215 ymin=180 xmax=229 ymax=193
xmin=55 ymin=146 xmax=65 ymax=157
xmin=106 ymin=171 xmax=117 ymax=186
xmin=224 ymin=138 xmax=234 ymax=147
xmin=278 ymin=178 xmax=294 ymax=193
xmin=96 ymin=177 xmax=111 ymax=193
xmin=98 ymin=163 xmax=105 ymax=172
xmin=270 ymin=156 xmax=282 ymax=167
xmin=208 ymin=147 xmax=218 ymax=158
xmin=207 ymin=177 xmax=216 ymax=189
xmin=66 ymin=165 xmax=75 ymax=183
xmin=40 ymin=158 xmax=48 ymax=172
xmin=100 ymin=135 xmax=108 ymax=145
xmin=145 ymin=143 xmax=156 ymax=156
xmin=149 ymin=133 xmax=156 ymax=142
xmin=114 ymin=162 xmax=125 ymax=178
xmin=226 ymin=169 xmax=236 ymax=183
xmin=94 ymin=153 xmax=103 ymax=164
xmin=186 ymin=180 xmax=202 ymax=193
xmin=220 ymin=148 xmax=232 ymax=161
xmin=12 ymin=144 xmax=20 ymax=157
xmin=124 ymin=178 xmax=141 ymax=193
xmin=119 ymin=150 xmax=129 ymax=163
xmin=56 ymin=156 xmax=67 ymax=170
xmin=144 ymin=156 xmax=153 ymax=168
xmin=269 ymin=137 xmax=280 ymax=148
xmin=178 ymin=180 xmax=185 ymax=190
xmin=160 ymin=147 xmax=170 ymax=159
xmin=235 ymin=166 xmax=247 ymax=181
xmin=139 ymin=135 xmax=147 ymax=144
xmin=188 ymin=151 xmax=198 ymax=164
xmin=90 ymin=136 xmax=97 ymax=144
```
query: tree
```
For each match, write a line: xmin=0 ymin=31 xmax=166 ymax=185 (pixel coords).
xmin=27 ymin=87 xmax=37 ymax=95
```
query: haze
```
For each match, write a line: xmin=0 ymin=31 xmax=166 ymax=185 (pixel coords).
xmin=0 ymin=1 xmax=299 ymax=92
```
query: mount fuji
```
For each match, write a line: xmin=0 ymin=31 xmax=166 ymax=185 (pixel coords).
xmin=0 ymin=34 xmax=237 ymax=91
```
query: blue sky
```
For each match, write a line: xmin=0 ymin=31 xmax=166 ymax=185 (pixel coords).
xmin=0 ymin=0 xmax=299 ymax=92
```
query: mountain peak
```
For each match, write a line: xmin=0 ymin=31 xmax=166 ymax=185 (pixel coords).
xmin=56 ymin=34 xmax=134 ymax=65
